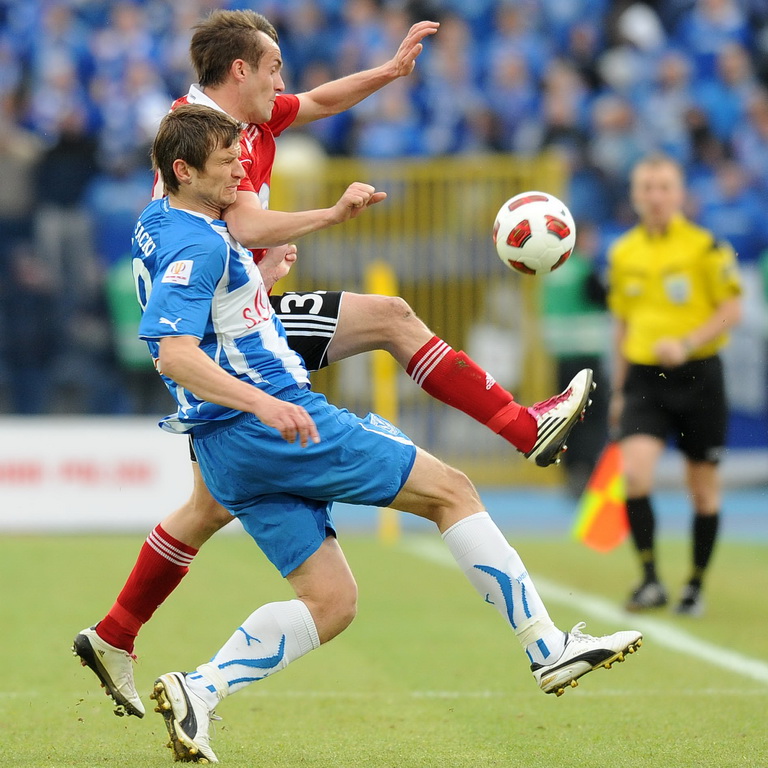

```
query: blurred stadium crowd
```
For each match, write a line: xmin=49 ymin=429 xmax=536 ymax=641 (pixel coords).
xmin=2 ymin=0 xmax=768 ymax=416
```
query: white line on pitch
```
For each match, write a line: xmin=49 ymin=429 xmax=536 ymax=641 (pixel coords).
xmin=231 ymin=688 xmax=766 ymax=700
xmin=402 ymin=537 xmax=768 ymax=686
xmin=3 ymin=688 xmax=766 ymax=701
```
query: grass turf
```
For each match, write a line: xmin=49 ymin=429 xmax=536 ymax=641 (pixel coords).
xmin=1 ymin=531 xmax=766 ymax=767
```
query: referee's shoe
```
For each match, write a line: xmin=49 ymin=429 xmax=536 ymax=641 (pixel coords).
xmin=524 ymin=368 xmax=595 ymax=467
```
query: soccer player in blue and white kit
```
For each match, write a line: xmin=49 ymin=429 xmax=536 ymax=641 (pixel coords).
xmin=140 ymin=104 xmax=642 ymax=764
xmin=74 ymin=12 xmax=599 ymax=721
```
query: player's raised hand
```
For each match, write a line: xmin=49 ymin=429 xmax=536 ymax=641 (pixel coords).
xmin=333 ymin=182 xmax=387 ymax=221
xmin=258 ymin=243 xmax=298 ymax=291
xmin=389 ymin=21 xmax=439 ymax=78
xmin=255 ymin=398 xmax=320 ymax=447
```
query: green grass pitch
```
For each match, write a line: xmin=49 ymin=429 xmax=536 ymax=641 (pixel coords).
xmin=1 ymin=531 xmax=766 ymax=767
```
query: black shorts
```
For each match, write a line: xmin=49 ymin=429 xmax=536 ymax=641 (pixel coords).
xmin=619 ymin=356 xmax=727 ymax=463
xmin=269 ymin=290 xmax=343 ymax=372
xmin=188 ymin=289 xmax=344 ymax=463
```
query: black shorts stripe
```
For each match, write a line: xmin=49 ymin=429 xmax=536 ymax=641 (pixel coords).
xmin=279 ymin=328 xmax=336 ymax=337
xmin=276 ymin=314 xmax=338 ymax=325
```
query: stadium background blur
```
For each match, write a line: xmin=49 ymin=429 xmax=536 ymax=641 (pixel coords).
xmin=0 ymin=0 xmax=767 ymax=490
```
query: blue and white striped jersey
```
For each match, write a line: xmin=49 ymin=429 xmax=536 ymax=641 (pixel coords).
xmin=132 ymin=197 xmax=309 ymax=433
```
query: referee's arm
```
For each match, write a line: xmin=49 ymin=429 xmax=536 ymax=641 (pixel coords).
xmin=680 ymin=296 xmax=742 ymax=355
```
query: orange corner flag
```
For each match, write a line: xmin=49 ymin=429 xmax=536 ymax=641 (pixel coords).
xmin=572 ymin=442 xmax=629 ymax=552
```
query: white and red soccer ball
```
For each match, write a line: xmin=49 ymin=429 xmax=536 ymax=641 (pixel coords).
xmin=493 ymin=191 xmax=576 ymax=275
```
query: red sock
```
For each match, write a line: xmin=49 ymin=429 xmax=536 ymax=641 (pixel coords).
xmin=96 ymin=524 xmax=197 ymax=653
xmin=406 ymin=336 xmax=537 ymax=452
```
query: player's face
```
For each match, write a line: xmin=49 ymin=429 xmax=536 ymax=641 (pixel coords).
xmin=243 ymin=35 xmax=285 ymax=124
xmin=630 ymin=162 xmax=685 ymax=232
xmin=191 ymin=140 xmax=245 ymax=214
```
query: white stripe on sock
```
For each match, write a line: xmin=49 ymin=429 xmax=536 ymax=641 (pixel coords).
xmin=146 ymin=529 xmax=194 ymax=567
xmin=410 ymin=340 xmax=450 ymax=387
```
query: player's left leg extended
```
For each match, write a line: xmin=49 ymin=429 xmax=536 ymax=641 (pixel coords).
xmin=326 ymin=292 xmax=593 ymax=466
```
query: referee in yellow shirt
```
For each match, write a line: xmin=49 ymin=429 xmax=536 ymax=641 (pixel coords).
xmin=607 ymin=153 xmax=742 ymax=616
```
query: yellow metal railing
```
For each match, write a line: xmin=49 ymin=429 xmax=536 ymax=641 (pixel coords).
xmin=272 ymin=151 xmax=568 ymax=485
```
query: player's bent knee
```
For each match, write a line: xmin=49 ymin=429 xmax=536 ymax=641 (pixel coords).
xmin=308 ymin=581 xmax=358 ymax=643
xmin=206 ymin=504 xmax=234 ymax=534
xmin=333 ymin=590 xmax=358 ymax=636
xmin=441 ymin=464 xmax=482 ymax=508
xmin=331 ymin=574 xmax=358 ymax=628
xmin=172 ymin=496 xmax=233 ymax=543
xmin=371 ymin=295 xmax=416 ymax=330
xmin=193 ymin=497 xmax=232 ymax=525
xmin=426 ymin=467 xmax=483 ymax=528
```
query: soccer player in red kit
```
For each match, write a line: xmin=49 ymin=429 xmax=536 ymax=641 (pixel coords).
xmin=73 ymin=10 xmax=595 ymax=718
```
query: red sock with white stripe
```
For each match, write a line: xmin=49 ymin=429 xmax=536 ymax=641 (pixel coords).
xmin=95 ymin=524 xmax=197 ymax=653
xmin=406 ymin=336 xmax=537 ymax=452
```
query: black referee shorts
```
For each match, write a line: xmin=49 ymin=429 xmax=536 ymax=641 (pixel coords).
xmin=619 ymin=356 xmax=727 ymax=463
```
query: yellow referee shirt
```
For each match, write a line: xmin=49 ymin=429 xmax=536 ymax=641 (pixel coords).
xmin=607 ymin=214 xmax=741 ymax=365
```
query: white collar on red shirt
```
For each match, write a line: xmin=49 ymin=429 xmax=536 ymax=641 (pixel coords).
xmin=186 ymin=84 xmax=225 ymax=112
xmin=185 ymin=83 xmax=258 ymax=141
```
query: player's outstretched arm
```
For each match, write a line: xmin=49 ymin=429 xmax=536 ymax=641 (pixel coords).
xmin=158 ymin=336 xmax=320 ymax=447
xmin=292 ymin=20 xmax=439 ymax=126
xmin=334 ymin=181 xmax=388 ymax=220
xmin=224 ymin=183 xmax=386 ymax=250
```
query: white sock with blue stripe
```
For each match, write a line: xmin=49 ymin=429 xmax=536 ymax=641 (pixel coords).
xmin=442 ymin=512 xmax=565 ymax=665
xmin=186 ymin=599 xmax=320 ymax=709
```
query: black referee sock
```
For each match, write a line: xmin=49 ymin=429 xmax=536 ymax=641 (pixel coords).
xmin=689 ymin=512 xmax=720 ymax=589
xmin=627 ymin=496 xmax=658 ymax=583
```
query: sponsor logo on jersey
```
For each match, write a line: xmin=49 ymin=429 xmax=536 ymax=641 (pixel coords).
xmin=162 ymin=260 xmax=194 ymax=285
xmin=159 ymin=317 xmax=182 ymax=332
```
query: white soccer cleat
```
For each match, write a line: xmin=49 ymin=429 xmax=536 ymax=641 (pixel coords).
xmin=524 ymin=369 xmax=595 ymax=467
xmin=531 ymin=622 xmax=643 ymax=696
xmin=151 ymin=672 xmax=219 ymax=764
xmin=72 ymin=626 xmax=145 ymax=718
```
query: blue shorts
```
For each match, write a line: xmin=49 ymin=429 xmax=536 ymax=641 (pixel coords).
xmin=191 ymin=387 xmax=417 ymax=577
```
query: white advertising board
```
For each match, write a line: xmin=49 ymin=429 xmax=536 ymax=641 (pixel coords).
xmin=0 ymin=417 xmax=193 ymax=532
